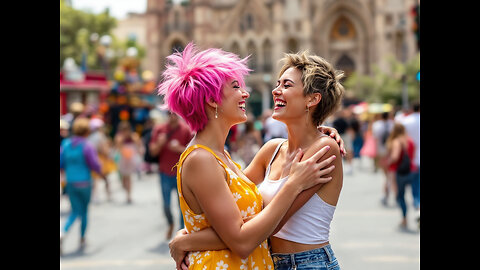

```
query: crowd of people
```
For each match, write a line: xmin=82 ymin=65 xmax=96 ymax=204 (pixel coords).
xmin=60 ymin=51 xmax=420 ymax=269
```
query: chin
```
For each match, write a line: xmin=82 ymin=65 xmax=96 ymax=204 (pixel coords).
xmin=233 ymin=115 xmax=248 ymax=125
xmin=272 ymin=112 xmax=282 ymax=121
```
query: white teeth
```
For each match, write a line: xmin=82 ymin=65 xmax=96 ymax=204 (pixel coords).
xmin=239 ymin=103 xmax=245 ymax=109
xmin=275 ymin=100 xmax=286 ymax=106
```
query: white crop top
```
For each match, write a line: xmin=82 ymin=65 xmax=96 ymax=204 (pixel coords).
xmin=257 ymin=140 xmax=336 ymax=244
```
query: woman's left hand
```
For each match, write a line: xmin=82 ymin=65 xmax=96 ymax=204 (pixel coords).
xmin=318 ymin=126 xmax=346 ymax=156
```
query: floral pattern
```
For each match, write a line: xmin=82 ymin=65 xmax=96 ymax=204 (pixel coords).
xmin=177 ymin=145 xmax=274 ymax=270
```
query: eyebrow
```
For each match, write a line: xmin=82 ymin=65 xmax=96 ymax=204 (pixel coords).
xmin=277 ymin=79 xmax=295 ymax=84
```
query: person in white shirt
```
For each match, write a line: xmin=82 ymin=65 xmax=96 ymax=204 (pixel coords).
xmin=372 ymin=112 xmax=395 ymax=206
xmin=263 ymin=115 xmax=288 ymax=142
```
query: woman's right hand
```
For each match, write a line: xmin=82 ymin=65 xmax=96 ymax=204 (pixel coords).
xmin=287 ymin=146 xmax=336 ymax=192
xmin=169 ymin=229 xmax=190 ymax=270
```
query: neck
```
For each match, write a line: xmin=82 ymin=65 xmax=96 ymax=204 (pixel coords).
xmin=285 ymin=120 xmax=322 ymax=154
xmin=192 ymin=119 xmax=232 ymax=153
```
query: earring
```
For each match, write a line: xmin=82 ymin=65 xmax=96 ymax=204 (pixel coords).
xmin=305 ymin=106 xmax=309 ymax=113
xmin=215 ymin=105 xmax=218 ymax=119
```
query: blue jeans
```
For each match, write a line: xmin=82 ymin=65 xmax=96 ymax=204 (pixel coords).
xmin=159 ymin=173 xmax=184 ymax=228
xmin=396 ymin=173 xmax=414 ymax=218
xmin=411 ymin=167 xmax=420 ymax=209
xmin=63 ymin=182 xmax=92 ymax=238
xmin=272 ymin=244 xmax=340 ymax=270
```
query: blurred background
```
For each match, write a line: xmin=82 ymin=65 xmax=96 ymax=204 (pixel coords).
xmin=60 ymin=0 xmax=420 ymax=269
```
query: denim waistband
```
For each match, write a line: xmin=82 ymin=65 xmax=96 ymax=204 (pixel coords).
xmin=271 ymin=244 xmax=336 ymax=266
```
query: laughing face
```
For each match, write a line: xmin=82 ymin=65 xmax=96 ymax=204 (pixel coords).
xmin=218 ymin=78 xmax=250 ymax=125
xmin=272 ymin=67 xmax=309 ymax=123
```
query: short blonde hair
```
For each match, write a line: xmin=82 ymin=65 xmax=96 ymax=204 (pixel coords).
xmin=278 ymin=51 xmax=345 ymax=126
xmin=72 ymin=117 xmax=90 ymax=136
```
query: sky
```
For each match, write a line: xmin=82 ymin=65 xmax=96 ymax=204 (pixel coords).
xmin=71 ymin=0 xmax=148 ymax=20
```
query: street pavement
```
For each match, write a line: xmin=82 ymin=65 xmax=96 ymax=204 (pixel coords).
xmin=60 ymin=157 xmax=420 ymax=270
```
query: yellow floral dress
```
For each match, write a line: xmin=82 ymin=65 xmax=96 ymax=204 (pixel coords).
xmin=177 ymin=144 xmax=274 ymax=270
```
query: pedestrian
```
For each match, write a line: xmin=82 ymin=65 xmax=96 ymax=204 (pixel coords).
xmin=386 ymin=122 xmax=416 ymax=230
xmin=263 ymin=114 xmax=288 ymax=143
xmin=141 ymin=117 xmax=157 ymax=174
xmin=359 ymin=119 xmax=377 ymax=168
xmin=158 ymin=43 xmax=339 ymax=270
xmin=60 ymin=117 xmax=108 ymax=253
xmin=64 ymin=101 xmax=85 ymax=134
xmin=333 ymin=108 xmax=353 ymax=174
xmin=372 ymin=111 xmax=394 ymax=206
xmin=149 ymin=110 xmax=193 ymax=240
xmin=114 ymin=120 xmax=144 ymax=204
xmin=169 ymin=48 xmax=345 ymax=270
xmin=350 ymin=115 xmax=364 ymax=161
xmin=60 ymin=119 xmax=70 ymax=196
xmin=236 ymin=118 xmax=263 ymax=166
xmin=395 ymin=101 xmax=420 ymax=223
xmin=60 ymin=119 xmax=70 ymax=146
xmin=87 ymin=117 xmax=114 ymax=203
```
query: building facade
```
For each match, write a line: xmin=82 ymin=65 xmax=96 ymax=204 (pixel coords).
xmin=145 ymin=0 xmax=419 ymax=116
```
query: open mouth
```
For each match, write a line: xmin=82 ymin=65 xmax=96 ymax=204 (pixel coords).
xmin=239 ymin=101 xmax=246 ymax=111
xmin=274 ymin=99 xmax=286 ymax=110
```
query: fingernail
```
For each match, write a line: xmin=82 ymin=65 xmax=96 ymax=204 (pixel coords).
xmin=326 ymin=146 xmax=330 ymax=150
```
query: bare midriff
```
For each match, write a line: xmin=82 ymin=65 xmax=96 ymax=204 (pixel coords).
xmin=270 ymin=236 xmax=329 ymax=254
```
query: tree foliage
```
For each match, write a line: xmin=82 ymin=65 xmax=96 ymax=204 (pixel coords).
xmin=60 ymin=0 xmax=118 ymax=69
xmin=60 ymin=0 xmax=146 ymax=73
xmin=343 ymin=53 xmax=420 ymax=105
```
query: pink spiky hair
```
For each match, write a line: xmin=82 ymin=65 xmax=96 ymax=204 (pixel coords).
xmin=157 ymin=42 xmax=250 ymax=132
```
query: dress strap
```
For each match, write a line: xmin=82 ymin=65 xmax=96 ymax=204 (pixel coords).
xmin=177 ymin=144 xmax=228 ymax=196
xmin=179 ymin=144 xmax=228 ymax=170
xmin=265 ymin=139 xmax=288 ymax=177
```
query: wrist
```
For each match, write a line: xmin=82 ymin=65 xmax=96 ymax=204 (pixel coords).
xmin=282 ymin=179 xmax=302 ymax=196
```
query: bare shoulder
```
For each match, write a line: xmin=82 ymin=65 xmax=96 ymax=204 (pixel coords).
xmin=181 ymin=147 xmax=226 ymax=196
xmin=304 ymin=135 xmax=341 ymax=161
xmin=182 ymin=147 xmax=221 ymax=173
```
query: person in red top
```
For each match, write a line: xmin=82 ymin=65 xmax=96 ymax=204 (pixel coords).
xmin=386 ymin=122 xmax=417 ymax=231
xmin=149 ymin=111 xmax=194 ymax=239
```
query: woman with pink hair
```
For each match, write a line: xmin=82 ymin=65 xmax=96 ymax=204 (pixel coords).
xmin=158 ymin=42 xmax=338 ymax=269
xmin=169 ymin=48 xmax=346 ymax=270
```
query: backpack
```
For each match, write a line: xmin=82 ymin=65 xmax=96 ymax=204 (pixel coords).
xmin=396 ymin=145 xmax=411 ymax=176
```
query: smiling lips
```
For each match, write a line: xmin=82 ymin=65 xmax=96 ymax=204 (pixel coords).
xmin=239 ymin=101 xmax=246 ymax=111
xmin=274 ymin=98 xmax=286 ymax=110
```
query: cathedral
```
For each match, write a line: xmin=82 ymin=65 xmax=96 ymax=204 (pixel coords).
xmin=145 ymin=0 xmax=419 ymax=116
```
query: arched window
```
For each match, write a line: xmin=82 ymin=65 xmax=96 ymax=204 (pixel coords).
xmin=287 ymin=38 xmax=298 ymax=53
xmin=231 ymin=41 xmax=241 ymax=57
xmin=262 ymin=40 xmax=273 ymax=72
xmin=335 ymin=54 xmax=355 ymax=79
xmin=174 ymin=11 xmax=180 ymax=29
xmin=247 ymin=41 xmax=257 ymax=72
xmin=246 ymin=14 xmax=254 ymax=30
xmin=330 ymin=16 xmax=356 ymax=41
xmin=171 ymin=40 xmax=184 ymax=53
xmin=247 ymin=88 xmax=262 ymax=117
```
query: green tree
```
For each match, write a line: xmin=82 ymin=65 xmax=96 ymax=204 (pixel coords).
xmin=343 ymin=53 xmax=420 ymax=105
xmin=60 ymin=0 xmax=117 ymax=71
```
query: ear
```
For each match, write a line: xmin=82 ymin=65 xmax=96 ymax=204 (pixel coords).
xmin=206 ymin=99 xmax=217 ymax=109
xmin=307 ymin=93 xmax=322 ymax=107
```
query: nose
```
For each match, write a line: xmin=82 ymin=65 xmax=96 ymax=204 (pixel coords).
xmin=242 ymin=88 xmax=250 ymax=99
xmin=272 ymin=86 xmax=282 ymax=96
